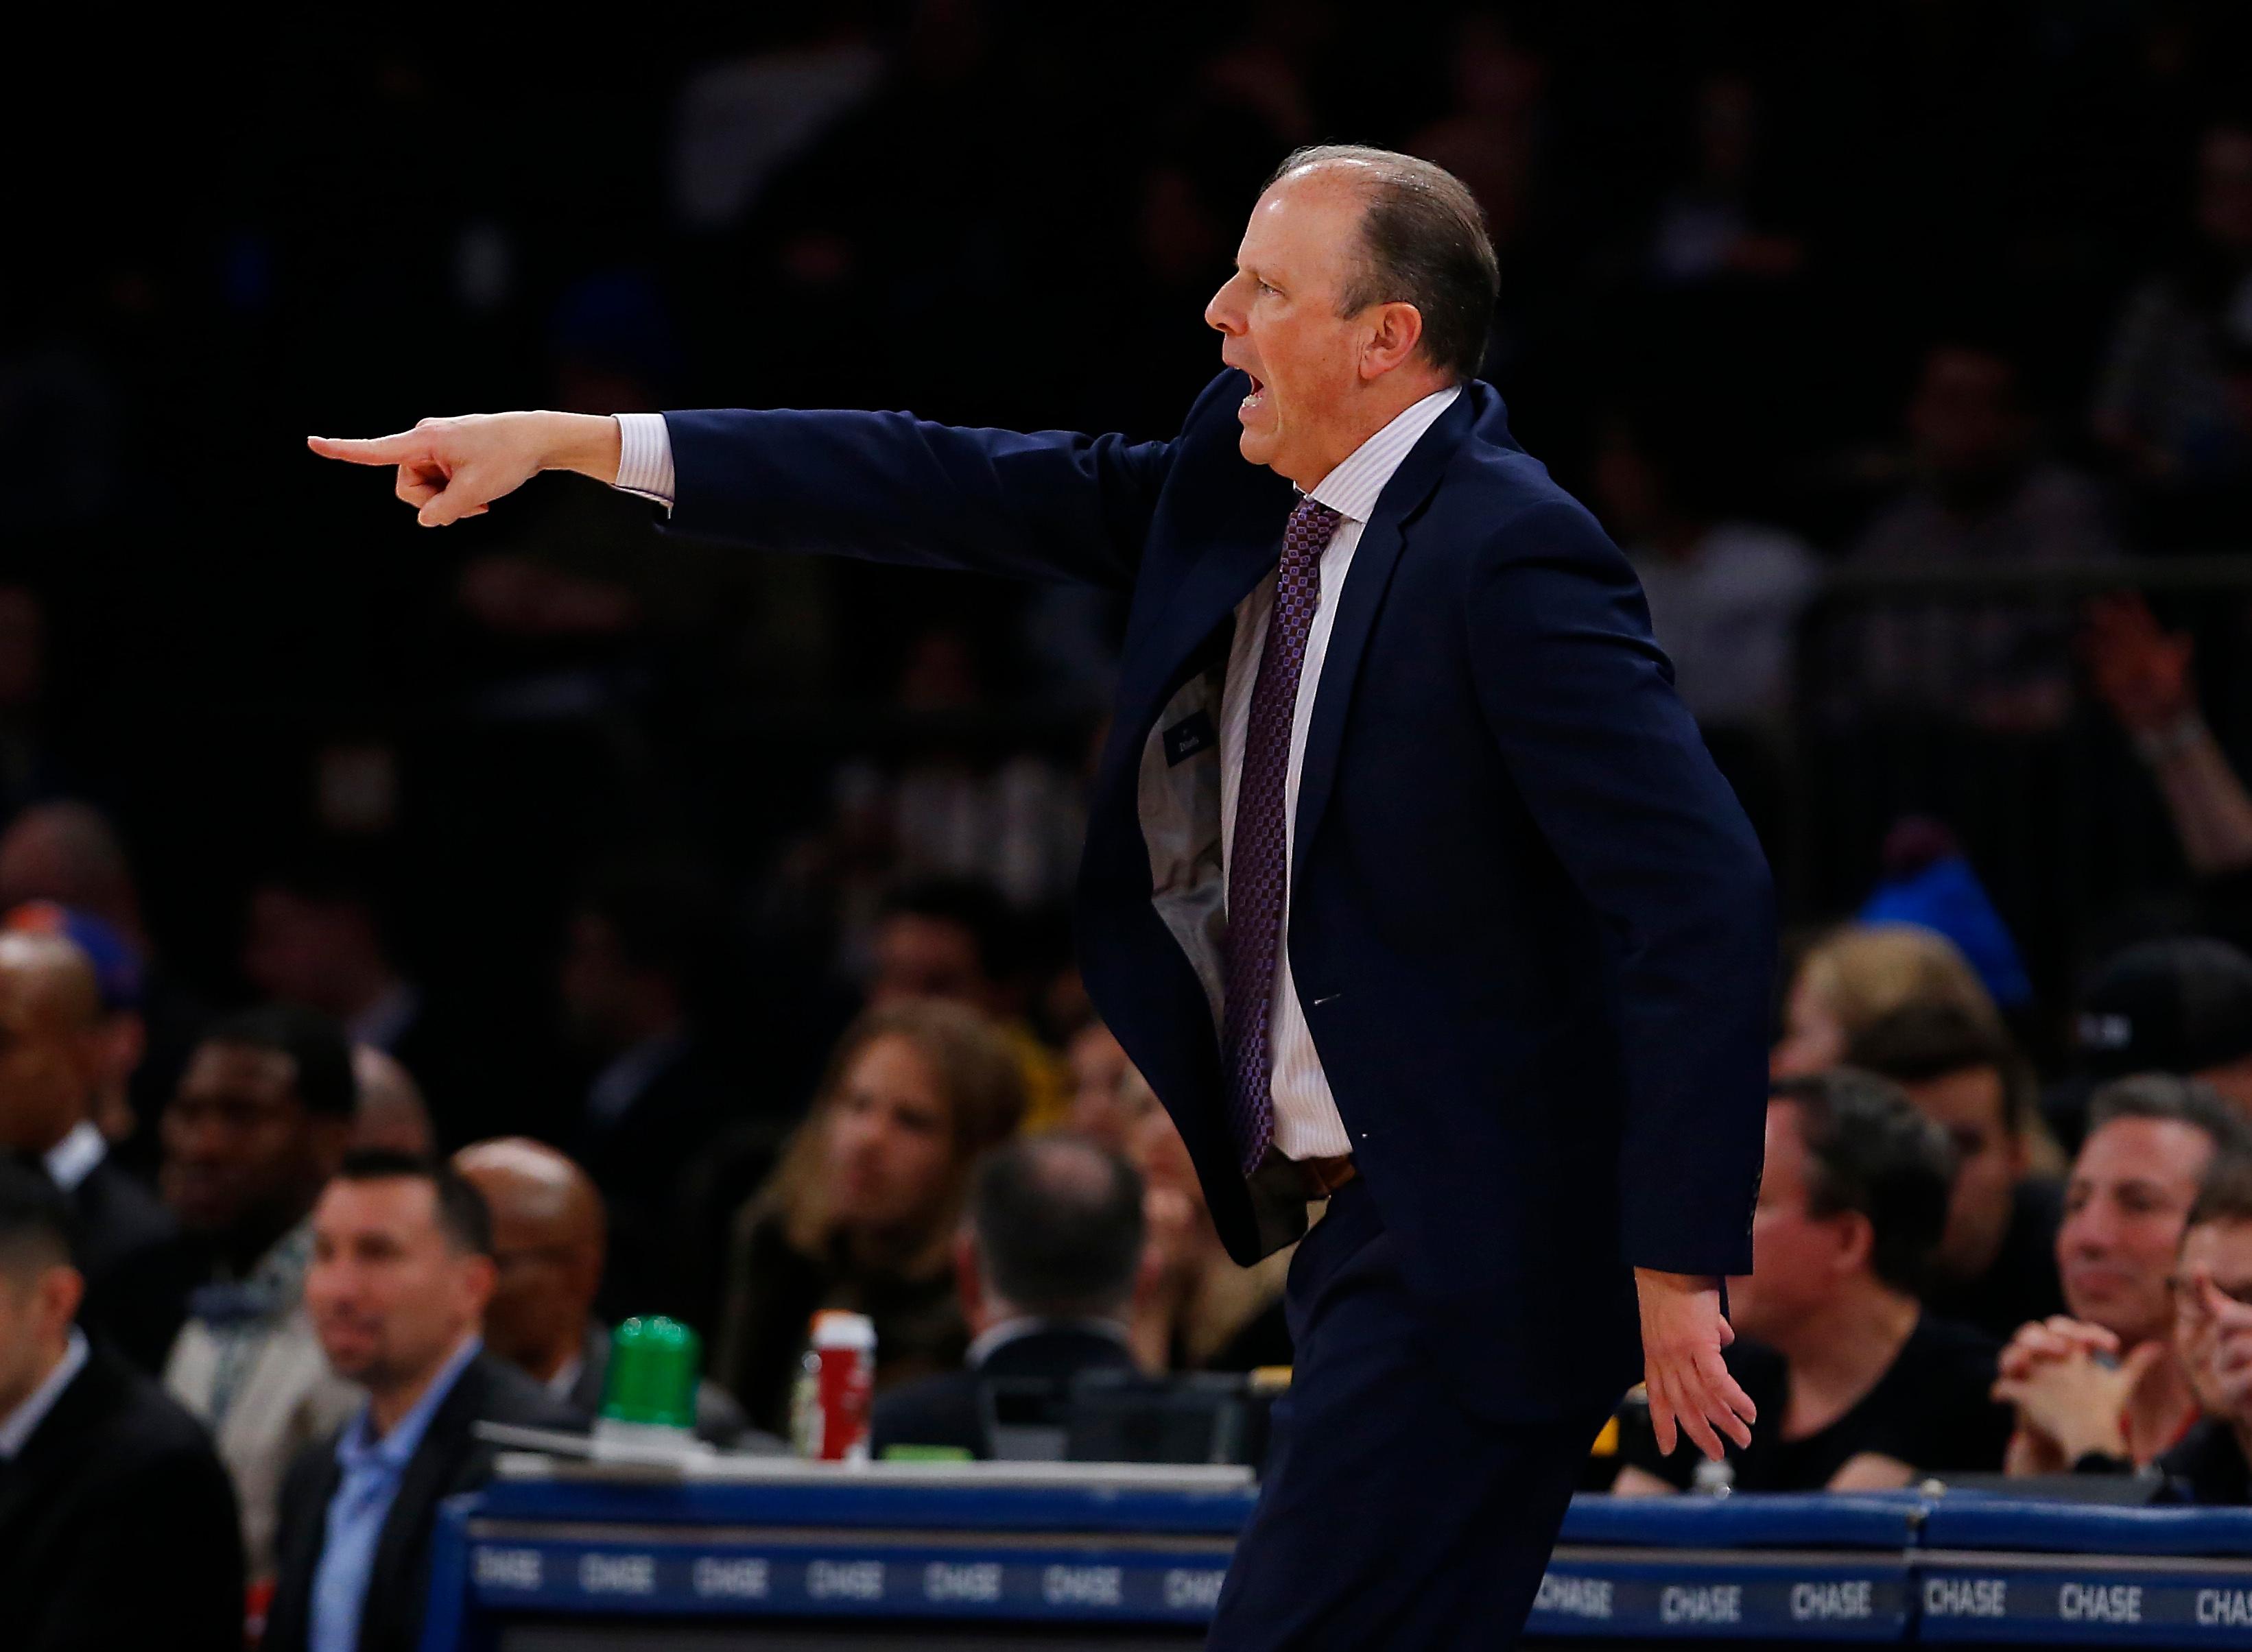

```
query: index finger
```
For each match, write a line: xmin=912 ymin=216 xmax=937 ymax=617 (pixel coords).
xmin=307 ymin=433 xmax=422 ymax=466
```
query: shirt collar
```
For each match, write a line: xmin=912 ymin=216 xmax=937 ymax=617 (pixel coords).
xmin=43 ymin=1120 xmax=106 ymax=1194
xmin=337 ymin=1334 xmax=482 ymax=1473
xmin=0 ymin=1328 xmax=88 ymax=1459
xmin=965 ymin=1315 xmax=1131 ymax=1370
xmin=1303 ymin=385 xmax=1463 ymax=525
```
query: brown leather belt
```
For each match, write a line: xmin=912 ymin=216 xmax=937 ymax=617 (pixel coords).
xmin=1294 ymin=1153 xmax=1358 ymax=1199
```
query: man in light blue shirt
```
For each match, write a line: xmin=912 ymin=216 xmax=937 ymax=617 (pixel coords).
xmin=309 ymin=1332 xmax=480 ymax=1652
xmin=265 ymin=1151 xmax=582 ymax=1652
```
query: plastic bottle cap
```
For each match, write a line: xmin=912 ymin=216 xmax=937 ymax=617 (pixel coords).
xmin=810 ymin=1310 xmax=877 ymax=1351
xmin=600 ymin=1315 xmax=702 ymax=1431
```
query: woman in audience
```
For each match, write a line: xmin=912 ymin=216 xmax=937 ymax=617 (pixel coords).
xmin=713 ymin=1000 xmax=1024 ymax=1435
xmin=1771 ymin=923 xmax=2003 ymax=1079
xmin=1615 ymin=1071 xmax=2013 ymax=1493
xmin=1126 ymin=1087 xmax=1294 ymax=1375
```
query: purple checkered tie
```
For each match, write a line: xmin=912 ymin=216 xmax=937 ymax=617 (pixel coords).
xmin=1222 ymin=495 xmax=1342 ymax=1175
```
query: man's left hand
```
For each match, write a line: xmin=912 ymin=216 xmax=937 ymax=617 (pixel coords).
xmin=1635 ymin=1268 xmax=1756 ymax=1460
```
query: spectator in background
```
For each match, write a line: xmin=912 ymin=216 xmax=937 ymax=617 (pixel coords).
xmin=1592 ymin=407 xmax=1818 ymax=734
xmin=1845 ymin=339 xmax=2120 ymax=731
xmin=1127 ymin=1091 xmax=1292 ymax=1376
xmin=2070 ymin=938 xmax=2252 ymax=1128
xmin=265 ymin=1151 xmax=581 ymax=1652
xmin=2083 ymin=592 xmax=2252 ymax=902
xmin=453 ymin=1136 xmax=756 ymax=1448
xmin=351 ymin=1046 xmax=434 ymax=1157
xmin=1589 ymin=403 xmax=1818 ymax=853
xmin=2095 ymin=119 xmax=2252 ymax=490
xmin=872 ymin=1134 xmax=1145 ymax=1460
xmin=0 ymin=802 xmax=203 ymax=1162
xmin=869 ymin=876 xmax=1069 ymax=1131
xmin=6 ymin=900 xmax=151 ymax=1153
xmin=161 ymin=1006 xmax=365 ymax=1585
xmin=1772 ymin=923 xmax=2005 ymax=1079
xmin=1855 ymin=818 xmax=2033 ymax=1016
xmin=1646 ymin=73 xmax=1805 ymax=288
xmin=714 ymin=1001 xmax=1022 ymax=1436
xmin=1996 ymin=1075 xmax=2252 ymax=1475
xmin=0 ymin=1160 xmax=244 ymax=1652
xmin=1615 ymin=1072 xmax=2011 ymax=1494
xmin=1847 ymin=1001 xmax=2066 ymax=1342
xmin=0 ymin=929 xmax=189 ymax=1369
xmin=1064 ymin=1018 xmax=1150 ymax=1152
xmin=557 ymin=861 xmax=736 ymax=1320
xmin=243 ymin=860 xmax=479 ymax=1136
xmin=2158 ymin=1155 xmax=2252 ymax=1503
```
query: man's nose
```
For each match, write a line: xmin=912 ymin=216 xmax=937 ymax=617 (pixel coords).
xmin=1205 ymin=281 xmax=1242 ymax=335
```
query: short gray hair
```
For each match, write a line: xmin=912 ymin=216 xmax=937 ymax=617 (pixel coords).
xmin=1265 ymin=144 xmax=1500 ymax=381
xmin=2087 ymin=1072 xmax=2252 ymax=1159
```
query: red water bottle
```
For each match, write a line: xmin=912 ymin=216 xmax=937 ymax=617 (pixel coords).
xmin=790 ymin=1310 xmax=876 ymax=1462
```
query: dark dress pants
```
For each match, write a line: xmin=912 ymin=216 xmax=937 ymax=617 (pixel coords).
xmin=1208 ymin=1176 xmax=1612 ymax=1650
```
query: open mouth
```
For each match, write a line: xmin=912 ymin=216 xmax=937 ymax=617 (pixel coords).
xmin=1241 ymin=372 xmax=1267 ymax=412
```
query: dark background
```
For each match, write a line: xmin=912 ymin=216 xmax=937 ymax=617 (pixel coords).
xmin=8 ymin=0 xmax=2252 ymax=1133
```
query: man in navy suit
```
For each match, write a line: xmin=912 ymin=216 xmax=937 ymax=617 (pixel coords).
xmin=314 ymin=143 xmax=1773 ymax=1648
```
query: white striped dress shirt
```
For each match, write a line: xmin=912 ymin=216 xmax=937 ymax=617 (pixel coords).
xmin=608 ymin=385 xmax=1464 ymax=1160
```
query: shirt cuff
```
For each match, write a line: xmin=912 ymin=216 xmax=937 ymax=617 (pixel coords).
xmin=612 ymin=412 xmax=676 ymax=508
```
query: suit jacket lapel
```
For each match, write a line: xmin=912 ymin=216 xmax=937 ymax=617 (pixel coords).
xmin=1291 ymin=390 xmax=1478 ymax=888
xmin=363 ymin=1357 xmax=488 ymax=1650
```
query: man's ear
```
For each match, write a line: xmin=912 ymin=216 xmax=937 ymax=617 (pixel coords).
xmin=461 ymin=1252 xmax=499 ymax=1323
xmin=36 ymin=1264 xmax=84 ymax=1341
xmin=1360 ymin=301 xmax=1427 ymax=381
xmin=1833 ymin=1210 xmax=1877 ymax=1278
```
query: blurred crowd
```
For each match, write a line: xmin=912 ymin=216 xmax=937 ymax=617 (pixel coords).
xmin=10 ymin=1 xmax=2252 ymax=1648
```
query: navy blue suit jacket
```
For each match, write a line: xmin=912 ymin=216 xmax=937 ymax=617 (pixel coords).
xmin=665 ymin=371 xmax=1774 ymax=1420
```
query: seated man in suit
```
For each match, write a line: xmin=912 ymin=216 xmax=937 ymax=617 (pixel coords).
xmin=873 ymin=1133 xmax=1143 ymax=1459
xmin=453 ymin=1136 xmax=762 ymax=1449
xmin=0 ymin=929 xmax=192 ymax=1369
xmin=0 ymin=1158 xmax=244 ymax=1652
xmin=264 ymin=1150 xmax=582 ymax=1652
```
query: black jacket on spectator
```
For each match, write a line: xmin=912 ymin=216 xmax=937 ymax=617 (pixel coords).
xmin=0 ymin=1340 xmax=245 ymax=1652
xmin=1922 ymin=1178 xmax=2067 ymax=1345
xmin=2157 ymin=1418 xmax=2252 ymax=1505
xmin=572 ymin=1040 xmax=735 ymax=1324
xmin=1621 ymin=1313 xmax=2014 ymax=1492
xmin=264 ymin=1352 xmax=582 ymax=1652
xmin=71 ymin=1155 xmax=195 ymax=1372
xmin=872 ymin=1324 xmax=1139 ymax=1459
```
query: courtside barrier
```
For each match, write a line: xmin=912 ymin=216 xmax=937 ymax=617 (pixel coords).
xmin=417 ymin=1457 xmax=2252 ymax=1649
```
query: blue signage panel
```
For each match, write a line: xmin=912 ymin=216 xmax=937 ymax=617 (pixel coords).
xmin=1918 ymin=1559 xmax=2252 ymax=1646
xmin=1527 ymin=1552 xmax=1908 ymax=1642
xmin=466 ymin=1533 xmax=1233 ymax=1625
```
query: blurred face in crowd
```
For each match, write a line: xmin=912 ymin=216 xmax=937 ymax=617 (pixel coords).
xmin=1899 ymin=1064 xmax=2026 ymax=1282
xmin=825 ymin=1033 xmax=957 ymax=1236
xmin=868 ymin=915 xmax=995 ymax=1014
xmin=305 ymin=1175 xmax=494 ymax=1396
xmin=1205 ymin=164 xmax=1442 ymax=490
xmin=1065 ymin=1022 xmax=1141 ymax=1150
xmin=558 ymin=911 xmax=680 ymax=1050
xmin=2173 ymin=1219 xmax=2252 ymax=1418
xmin=455 ymin=1141 xmax=603 ymax=1382
xmin=1770 ymin=970 xmax=1847 ymax=1079
xmin=0 ymin=1251 xmax=80 ymax=1417
xmin=0 ymin=933 xmax=102 ymax=1156
xmin=162 ymin=1040 xmax=348 ymax=1238
xmin=242 ymin=887 xmax=387 ymax=1016
xmin=2058 ymin=1117 xmax=2215 ymax=1348
xmin=1908 ymin=346 xmax=2026 ymax=493
xmin=1734 ymin=1101 xmax=1875 ymax=1345
xmin=2196 ymin=125 xmax=2252 ymax=257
